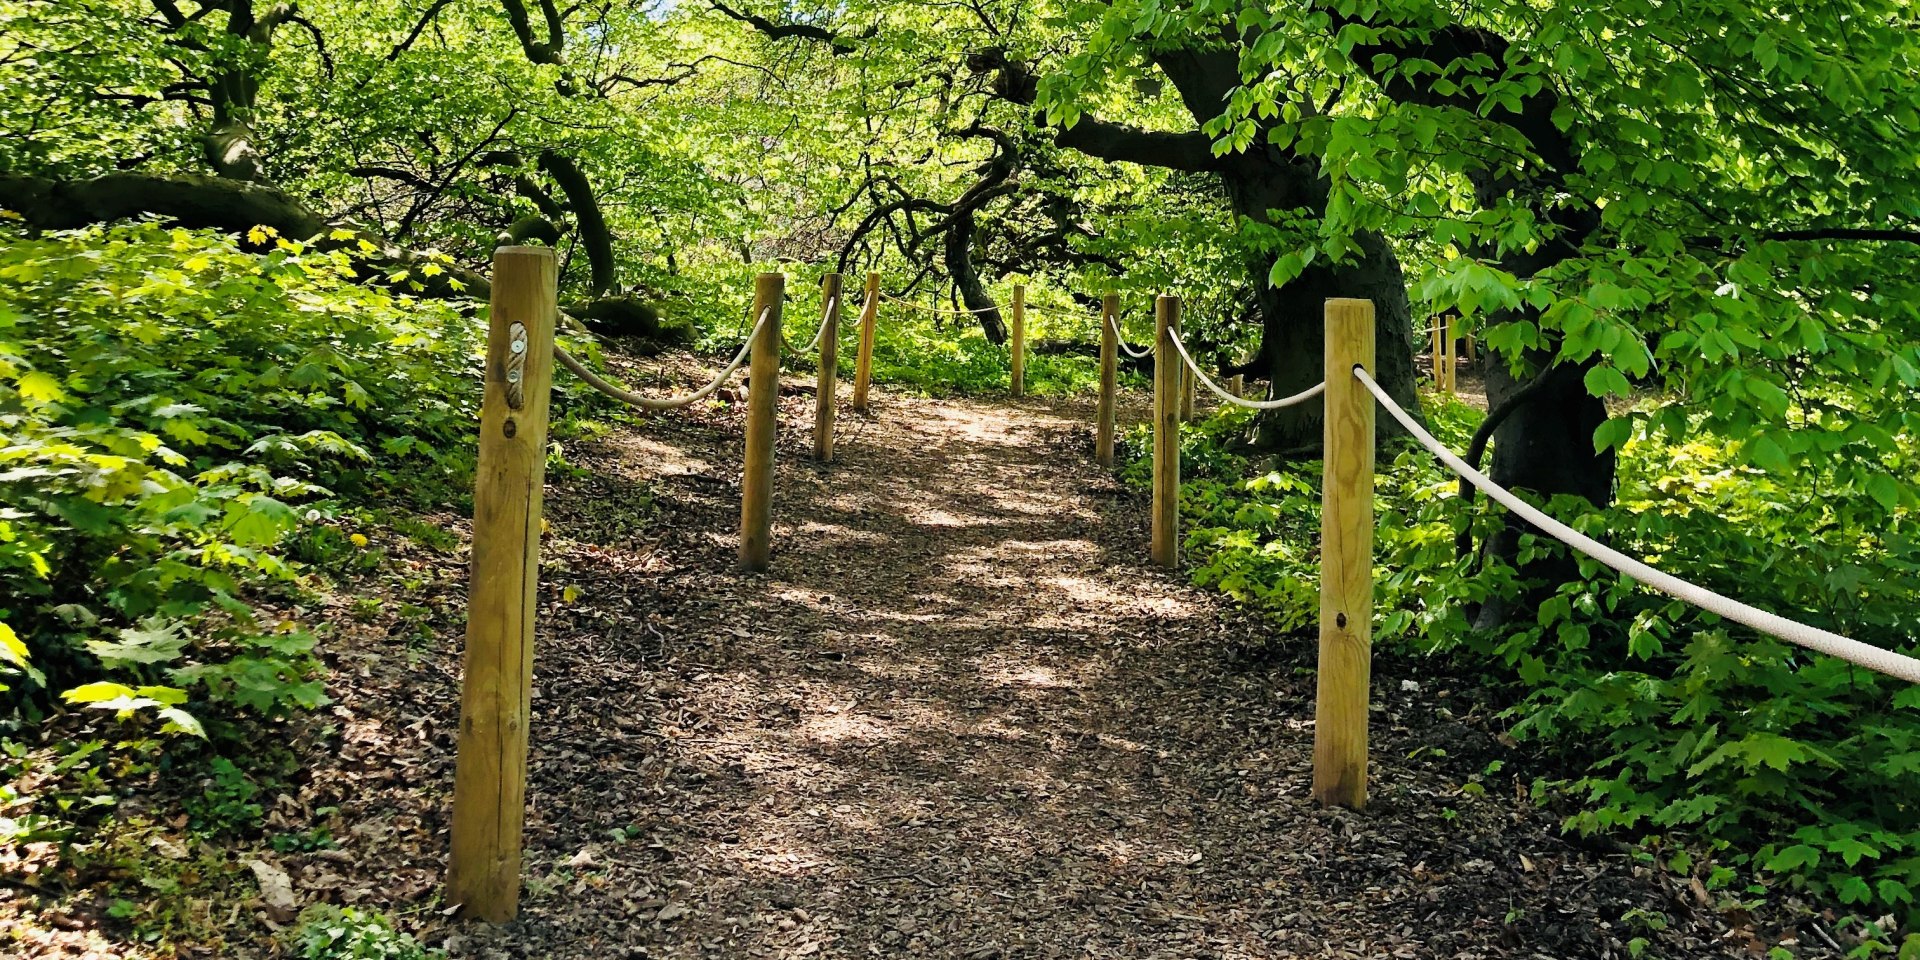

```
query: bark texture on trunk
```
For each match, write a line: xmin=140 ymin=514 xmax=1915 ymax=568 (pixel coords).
xmin=1471 ymin=352 xmax=1613 ymax=627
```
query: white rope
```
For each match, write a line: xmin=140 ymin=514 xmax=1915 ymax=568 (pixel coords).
xmin=555 ymin=306 xmax=772 ymax=411
xmin=879 ymin=292 xmax=999 ymax=317
xmin=1353 ymin=367 xmax=1920 ymax=685
xmin=797 ymin=295 xmax=839 ymax=353
xmin=1107 ymin=311 xmax=1153 ymax=359
xmin=1169 ymin=327 xmax=1326 ymax=410
xmin=1027 ymin=299 xmax=1090 ymax=316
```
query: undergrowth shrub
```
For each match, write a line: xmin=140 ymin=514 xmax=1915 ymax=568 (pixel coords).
xmin=1133 ymin=393 xmax=1920 ymax=930
xmin=865 ymin=310 xmax=1113 ymax=396
xmin=290 ymin=904 xmax=443 ymax=960
xmin=0 ymin=222 xmax=487 ymax=735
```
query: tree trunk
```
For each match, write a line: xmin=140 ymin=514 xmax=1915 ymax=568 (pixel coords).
xmin=945 ymin=209 xmax=1007 ymax=343
xmin=1471 ymin=350 xmax=1614 ymax=628
xmin=1220 ymin=166 xmax=1422 ymax=453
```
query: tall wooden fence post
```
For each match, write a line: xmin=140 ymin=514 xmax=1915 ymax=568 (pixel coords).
xmin=1094 ymin=292 xmax=1119 ymax=466
xmin=1443 ymin=318 xmax=1457 ymax=395
xmin=1010 ymin=283 xmax=1027 ymax=397
xmin=852 ymin=272 xmax=879 ymax=413
xmin=1150 ymin=295 xmax=1181 ymax=568
xmin=1430 ymin=321 xmax=1443 ymax=389
xmin=740 ymin=272 xmax=784 ymax=572
xmin=813 ymin=273 xmax=842 ymax=462
xmin=447 ymin=246 xmax=557 ymax=922
xmin=1313 ymin=297 xmax=1376 ymax=809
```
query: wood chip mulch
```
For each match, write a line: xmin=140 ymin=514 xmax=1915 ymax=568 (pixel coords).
xmin=4 ymin=352 xmax=1840 ymax=958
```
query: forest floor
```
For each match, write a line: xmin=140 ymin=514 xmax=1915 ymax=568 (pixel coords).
xmin=6 ymin=357 xmax=1823 ymax=959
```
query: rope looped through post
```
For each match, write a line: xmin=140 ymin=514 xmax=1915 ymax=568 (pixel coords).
xmin=554 ymin=306 xmax=773 ymax=411
xmin=1168 ymin=326 xmax=1325 ymax=410
xmin=879 ymin=292 xmax=1000 ymax=317
xmin=1107 ymin=311 xmax=1152 ymax=360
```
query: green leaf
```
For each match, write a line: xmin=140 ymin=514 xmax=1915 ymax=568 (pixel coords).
xmin=1593 ymin=417 xmax=1633 ymax=454
xmin=15 ymin=370 xmax=65 ymax=404
xmin=1866 ymin=474 xmax=1901 ymax=512
xmin=62 ymin=681 xmax=139 ymax=705
xmin=157 ymin=707 xmax=206 ymax=738
xmin=1764 ymin=844 xmax=1821 ymax=873
xmin=0 ymin=621 xmax=26 ymax=669
xmin=1746 ymin=435 xmax=1791 ymax=473
xmin=1582 ymin=365 xmax=1631 ymax=398
xmin=85 ymin=619 xmax=189 ymax=666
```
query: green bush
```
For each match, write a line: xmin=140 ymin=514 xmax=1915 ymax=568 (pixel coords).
xmin=0 ymin=222 xmax=486 ymax=734
xmin=290 ymin=904 xmax=442 ymax=960
xmin=1144 ymin=393 xmax=1920 ymax=925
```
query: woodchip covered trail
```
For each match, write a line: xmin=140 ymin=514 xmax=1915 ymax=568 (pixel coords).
xmin=398 ymin=381 xmax=1767 ymax=958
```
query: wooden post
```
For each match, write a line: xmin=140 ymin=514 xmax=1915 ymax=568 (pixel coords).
xmin=1465 ymin=332 xmax=1477 ymax=364
xmin=740 ymin=272 xmax=783 ymax=572
xmin=1313 ymin=297 xmax=1376 ymax=809
xmin=1150 ymin=295 xmax=1181 ymax=568
xmin=1430 ymin=321 xmax=1443 ymax=388
xmin=447 ymin=246 xmax=557 ymax=922
xmin=812 ymin=273 xmax=842 ymax=462
xmin=1094 ymin=292 xmax=1119 ymax=466
xmin=1227 ymin=374 xmax=1244 ymax=399
xmin=1010 ymin=283 xmax=1027 ymax=397
xmin=851 ymin=272 xmax=879 ymax=413
xmin=1444 ymin=319 xmax=1458 ymax=394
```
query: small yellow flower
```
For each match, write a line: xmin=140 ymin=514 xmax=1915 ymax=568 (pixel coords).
xmin=349 ymin=533 xmax=369 ymax=548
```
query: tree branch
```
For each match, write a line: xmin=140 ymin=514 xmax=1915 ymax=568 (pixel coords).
xmin=387 ymin=0 xmax=455 ymax=60
xmin=966 ymin=47 xmax=1221 ymax=173
xmin=500 ymin=0 xmax=564 ymax=64
xmin=709 ymin=0 xmax=869 ymax=55
xmin=538 ymin=150 xmax=617 ymax=296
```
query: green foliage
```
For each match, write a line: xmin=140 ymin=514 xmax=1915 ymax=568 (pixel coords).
xmin=289 ymin=904 xmax=442 ymax=960
xmin=181 ymin=756 xmax=264 ymax=837
xmin=1146 ymin=392 xmax=1920 ymax=924
xmin=0 ymin=222 xmax=485 ymax=732
xmin=862 ymin=301 xmax=1119 ymax=397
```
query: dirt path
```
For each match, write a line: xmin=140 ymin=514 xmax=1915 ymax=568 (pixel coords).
xmin=317 ymin=380 xmax=1767 ymax=959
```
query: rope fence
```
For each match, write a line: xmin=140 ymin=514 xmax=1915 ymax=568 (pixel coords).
xmin=1109 ymin=310 xmax=1153 ymax=360
xmin=1124 ymin=293 xmax=1920 ymax=812
xmin=1353 ymin=366 xmax=1920 ymax=684
xmin=451 ymin=251 xmax=877 ymax=921
xmin=450 ymin=254 xmax=1920 ymax=925
xmin=553 ymin=306 xmax=770 ymax=411
xmin=1425 ymin=320 xmax=1472 ymax=396
xmin=1168 ymin=325 xmax=1323 ymax=411
xmin=878 ymin=292 xmax=998 ymax=316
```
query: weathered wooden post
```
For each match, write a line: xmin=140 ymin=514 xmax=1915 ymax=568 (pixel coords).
xmin=1430 ymin=321 xmax=1443 ymax=388
xmin=1443 ymin=319 xmax=1457 ymax=394
xmin=1150 ymin=295 xmax=1181 ymax=568
xmin=1227 ymin=374 xmax=1244 ymax=399
xmin=447 ymin=246 xmax=557 ymax=922
xmin=813 ymin=273 xmax=842 ymax=462
xmin=1010 ymin=283 xmax=1027 ymax=397
xmin=1313 ymin=297 xmax=1376 ymax=809
xmin=740 ymin=272 xmax=784 ymax=571
xmin=1095 ymin=292 xmax=1119 ymax=466
xmin=852 ymin=272 xmax=879 ymax=413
